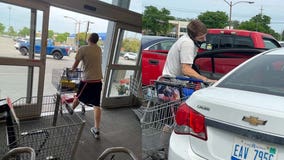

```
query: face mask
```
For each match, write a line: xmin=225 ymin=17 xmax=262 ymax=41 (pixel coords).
xmin=194 ymin=40 xmax=205 ymax=48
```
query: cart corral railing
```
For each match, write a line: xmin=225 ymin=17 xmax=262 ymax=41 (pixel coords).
xmin=12 ymin=95 xmax=55 ymax=120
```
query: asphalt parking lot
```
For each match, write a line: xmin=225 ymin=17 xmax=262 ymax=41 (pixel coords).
xmin=0 ymin=36 xmax=135 ymax=100
xmin=0 ymin=36 xmax=142 ymax=159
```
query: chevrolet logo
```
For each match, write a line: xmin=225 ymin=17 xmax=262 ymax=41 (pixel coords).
xmin=242 ymin=116 xmax=267 ymax=126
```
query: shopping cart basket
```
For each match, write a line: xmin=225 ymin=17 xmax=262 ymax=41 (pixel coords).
xmin=52 ymin=68 xmax=82 ymax=92
xmin=141 ymin=98 xmax=186 ymax=159
xmin=129 ymin=75 xmax=158 ymax=120
xmin=141 ymin=76 xmax=205 ymax=159
xmin=2 ymin=147 xmax=36 ymax=160
xmin=52 ymin=68 xmax=86 ymax=115
xmin=0 ymin=95 xmax=85 ymax=160
xmin=97 ymin=147 xmax=138 ymax=160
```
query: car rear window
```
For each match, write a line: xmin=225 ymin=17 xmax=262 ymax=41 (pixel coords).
xmin=217 ymin=54 xmax=284 ymax=97
xmin=263 ymin=38 xmax=280 ymax=49
xmin=206 ymin=34 xmax=254 ymax=49
xmin=148 ymin=40 xmax=176 ymax=50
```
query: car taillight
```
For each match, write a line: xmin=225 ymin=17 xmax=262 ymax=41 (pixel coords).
xmin=174 ymin=102 xmax=207 ymax=140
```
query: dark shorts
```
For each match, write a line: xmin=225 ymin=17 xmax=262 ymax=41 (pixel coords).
xmin=77 ymin=80 xmax=102 ymax=107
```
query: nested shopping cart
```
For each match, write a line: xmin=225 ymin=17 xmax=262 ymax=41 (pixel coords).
xmin=97 ymin=147 xmax=138 ymax=160
xmin=134 ymin=76 xmax=205 ymax=159
xmin=52 ymin=68 xmax=86 ymax=115
xmin=0 ymin=95 xmax=85 ymax=160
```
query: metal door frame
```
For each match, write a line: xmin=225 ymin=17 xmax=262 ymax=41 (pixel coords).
xmin=101 ymin=22 xmax=142 ymax=108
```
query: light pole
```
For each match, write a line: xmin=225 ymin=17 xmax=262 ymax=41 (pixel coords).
xmin=84 ymin=21 xmax=94 ymax=42
xmin=64 ymin=16 xmax=80 ymax=50
xmin=224 ymin=0 xmax=254 ymax=29
xmin=8 ymin=6 xmax=12 ymax=28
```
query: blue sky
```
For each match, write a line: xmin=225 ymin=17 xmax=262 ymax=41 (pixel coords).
xmin=1 ymin=0 xmax=282 ymax=34
xmin=142 ymin=0 xmax=284 ymax=33
xmin=0 ymin=0 xmax=142 ymax=34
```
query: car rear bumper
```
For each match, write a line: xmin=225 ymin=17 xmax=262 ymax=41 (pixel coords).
xmin=168 ymin=131 xmax=206 ymax=160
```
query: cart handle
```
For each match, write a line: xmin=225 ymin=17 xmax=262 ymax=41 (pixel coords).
xmin=175 ymin=76 xmax=203 ymax=82
xmin=97 ymin=147 xmax=138 ymax=160
xmin=2 ymin=147 xmax=36 ymax=160
xmin=158 ymin=75 xmax=203 ymax=83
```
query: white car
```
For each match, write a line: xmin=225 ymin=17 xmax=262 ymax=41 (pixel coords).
xmin=168 ymin=48 xmax=284 ymax=160
xmin=14 ymin=38 xmax=28 ymax=50
xmin=123 ymin=52 xmax=137 ymax=60
xmin=278 ymin=41 xmax=284 ymax=47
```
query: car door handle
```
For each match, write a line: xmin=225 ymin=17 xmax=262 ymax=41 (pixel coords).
xmin=149 ymin=59 xmax=159 ymax=65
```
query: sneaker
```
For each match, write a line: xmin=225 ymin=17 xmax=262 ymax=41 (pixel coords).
xmin=90 ymin=127 xmax=100 ymax=139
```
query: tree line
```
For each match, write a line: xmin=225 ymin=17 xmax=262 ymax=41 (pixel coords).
xmin=142 ymin=6 xmax=284 ymax=40
xmin=0 ymin=23 xmax=140 ymax=53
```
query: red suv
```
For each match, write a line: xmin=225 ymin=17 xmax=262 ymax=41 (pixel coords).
xmin=141 ymin=29 xmax=281 ymax=85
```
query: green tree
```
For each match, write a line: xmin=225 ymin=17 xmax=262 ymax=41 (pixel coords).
xmin=239 ymin=14 xmax=271 ymax=32
xmin=18 ymin=27 xmax=30 ymax=37
xmin=55 ymin=32 xmax=69 ymax=43
xmin=78 ymin=32 xmax=87 ymax=46
xmin=198 ymin=11 xmax=228 ymax=29
xmin=231 ymin=20 xmax=240 ymax=29
xmin=122 ymin=38 xmax=141 ymax=53
xmin=48 ymin=30 xmax=55 ymax=39
xmin=238 ymin=14 xmax=280 ymax=39
xmin=0 ymin=23 xmax=5 ymax=35
xmin=7 ymin=26 xmax=17 ymax=36
xmin=142 ymin=6 xmax=174 ymax=35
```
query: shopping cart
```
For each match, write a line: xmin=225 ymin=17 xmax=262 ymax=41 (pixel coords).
xmin=140 ymin=76 xmax=205 ymax=159
xmin=2 ymin=147 xmax=36 ymax=160
xmin=97 ymin=147 xmax=138 ymax=160
xmin=52 ymin=68 xmax=86 ymax=115
xmin=0 ymin=95 xmax=85 ymax=160
xmin=129 ymin=75 xmax=158 ymax=120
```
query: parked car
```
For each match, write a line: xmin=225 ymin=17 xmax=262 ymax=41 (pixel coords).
xmin=19 ymin=38 xmax=69 ymax=60
xmin=142 ymin=29 xmax=281 ymax=85
xmin=168 ymin=47 xmax=284 ymax=160
xmin=141 ymin=35 xmax=177 ymax=85
xmin=278 ymin=41 xmax=284 ymax=47
xmin=123 ymin=52 xmax=137 ymax=60
xmin=14 ymin=38 xmax=28 ymax=50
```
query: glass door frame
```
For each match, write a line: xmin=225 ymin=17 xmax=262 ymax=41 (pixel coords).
xmin=0 ymin=0 xmax=49 ymax=105
xmin=101 ymin=22 xmax=141 ymax=108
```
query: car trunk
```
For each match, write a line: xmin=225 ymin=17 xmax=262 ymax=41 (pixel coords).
xmin=187 ymin=87 xmax=284 ymax=160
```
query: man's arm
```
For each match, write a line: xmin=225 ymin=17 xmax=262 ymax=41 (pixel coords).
xmin=72 ymin=60 xmax=80 ymax=71
xmin=182 ymin=64 xmax=207 ymax=81
xmin=181 ymin=64 xmax=217 ymax=82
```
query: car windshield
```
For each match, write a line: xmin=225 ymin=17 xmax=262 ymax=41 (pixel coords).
xmin=217 ymin=54 xmax=284 ymax=97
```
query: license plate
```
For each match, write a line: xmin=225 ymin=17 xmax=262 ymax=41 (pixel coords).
xmin=231 ymin=137 xmax=278 ymax=160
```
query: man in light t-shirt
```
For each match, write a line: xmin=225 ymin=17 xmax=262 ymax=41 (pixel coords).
xmin=71 ymin=33 xmax=103 ymax=139
xmin=162 ymin=19 xmax=216 ymax=83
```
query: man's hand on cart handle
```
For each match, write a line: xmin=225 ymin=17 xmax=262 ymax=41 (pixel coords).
xmin=204 ymin=78 xmax=217 ymax=83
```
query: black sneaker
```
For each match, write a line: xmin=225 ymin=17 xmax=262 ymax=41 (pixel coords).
xmin=90 ymin=127 xmax=100 ymax=139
